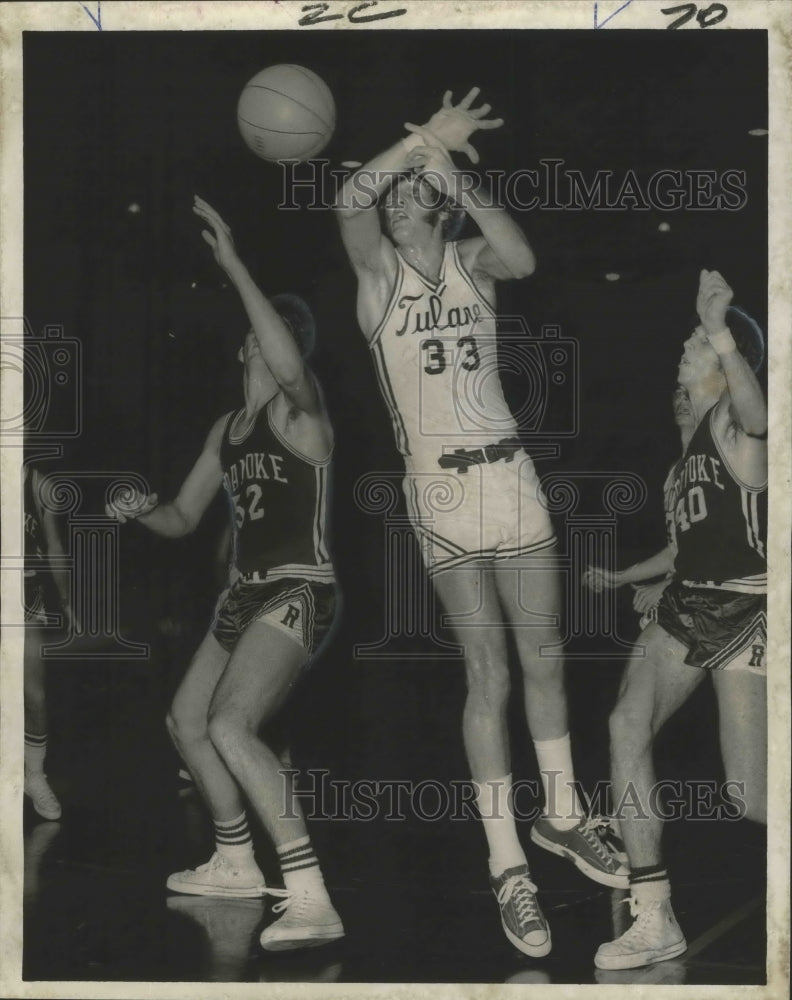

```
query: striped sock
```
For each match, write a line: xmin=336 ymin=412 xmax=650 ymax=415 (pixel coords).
xmin=629 ymin=863 xmax=671 ymax=903
xmin=277 ymin=836 xmax=326 ymax=895
xmin=24 ymin=732 xmax=47 ymax=774
xmin=214 ymin=812 xmax=256 ymax=865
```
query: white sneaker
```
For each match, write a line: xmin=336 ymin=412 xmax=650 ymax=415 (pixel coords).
xmin=595 ymin=896 xmax=687 ymax=970
xmin=24 ymin=772 xmax=62 ymax=821
xmin=166 ymin=852 xmax=267 ymax=898
xmin=260 ymin=889 xmax=345 ymax=951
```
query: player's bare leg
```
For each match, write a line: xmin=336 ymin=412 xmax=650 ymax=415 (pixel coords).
xmin=23 ymin=625 xmax=61 ymax=821
xmin=167 ymin=631 xmax=241 ymax=820
xmin=596 ymin=624 xmax=704 ymax=970
xmin=207 ymin=619 xmax=343 ymax=950
xmin=496 ymin=552 xmax=629 ymax=887
xmin=712 ymin=669 xmax=767 ymax=824
xmin=432 ymin=563 xmax=550 ymax=956
xmin=165 ymin=631 xmax=266 ymax=898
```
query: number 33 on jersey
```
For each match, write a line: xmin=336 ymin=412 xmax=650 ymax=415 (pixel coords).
xmin=368 ymin=241 xmax=519 ymax=470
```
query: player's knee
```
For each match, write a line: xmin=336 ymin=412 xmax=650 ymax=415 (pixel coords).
xmin=464 ymin=649 xmax=510 ymax=704
xmin=206 ymin=706 xmax=250 ymax=758
xmin=166 ymin=706 xmax=207 ymax=748
xmin=608 ymin=701 xmax=653 ymax=756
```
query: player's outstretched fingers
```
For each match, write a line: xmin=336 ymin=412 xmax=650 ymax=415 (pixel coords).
xmin=469 ymin=102 xmax=492 ymax=119
xmin=473 ymin=116 xmax=505 ymax=130
xmin=457 ymin=86 xmax=481 ymax=110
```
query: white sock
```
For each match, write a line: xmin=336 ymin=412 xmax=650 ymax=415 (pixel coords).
xmin=474 ymin=774 xmax=528 ymax=876
xmin=533 ymin=733 xmax=583 ymax=831
xmin=24 ymin=733 xmax=47 ymax=775
xmin=278 ymin=835 xmax=328 ymax=897
xmin=632 ymin=878 xmax=672 ymax=905
xmin=214 ymin=812 xmax=257 ymax=867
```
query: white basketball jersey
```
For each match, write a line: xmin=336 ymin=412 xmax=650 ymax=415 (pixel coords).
xmin=369 ymin=241 xmax=518 ymax=471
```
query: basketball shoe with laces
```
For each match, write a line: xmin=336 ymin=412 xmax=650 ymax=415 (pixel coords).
xmin=24 ymin=772 xmax=62 ymax=821
xmin=490 ymin=864 xmax=551 ymax=957
xmin=530 ymin=815 xmax=629 ymax=888
xmin=166 ymin=851 xmax=267 ymax=898
xmin=595 ymin=895 xmax=687 ymax=970
xmin=259 ymin=887 xmax=345 ymax=951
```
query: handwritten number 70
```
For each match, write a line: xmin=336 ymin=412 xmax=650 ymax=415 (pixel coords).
xmin=661 ymin=3 xmax=728 ymax=29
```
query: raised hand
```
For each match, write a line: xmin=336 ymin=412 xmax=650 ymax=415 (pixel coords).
xmin=696 ymin=269 xmax=734 ymax=343
xmin=105 ymin=488 xmax=158 ymax=525
xmin=404 ymin=142 xmax=457 ymax=198
xmin=193 ymin=196 xmax=241 ymax=274
xmin=582 ymin=566 xmax=622 ymax=593
xmin=405 ymin=87 xmax=504 ymax=165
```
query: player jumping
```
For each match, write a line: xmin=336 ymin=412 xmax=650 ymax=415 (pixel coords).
xmin=334 ymin=88 xmax=627 ymax=957
xmin=107 ymin=197 xmax=343 ymax=952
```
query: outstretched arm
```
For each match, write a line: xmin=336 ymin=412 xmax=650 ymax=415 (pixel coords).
xmin=193 ymin=197 xmax=321 ymax=415
xmin=404 ymin=140 xmax=535 ymax=281
xmin=106 ymin=416 xmax=225 ymax=537
xmin=697 ymin=270 xmax=766 ymax=437
xmin=335 ymin=88 xmax=504 ymax=274
xmin=583 ymin=543 xmax=676 ymax=592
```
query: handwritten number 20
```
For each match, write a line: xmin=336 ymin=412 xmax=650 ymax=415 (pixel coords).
xmin=661 ymin=3 xmax=728 ymax=29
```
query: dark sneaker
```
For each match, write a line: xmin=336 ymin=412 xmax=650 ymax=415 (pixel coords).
xmin=530 ymin=816 xmax=629 ymax=888
xmin=595 ymin=896 xmax=687 ymax=970
xmin=490 ymin=864 xmax=551 ymax=958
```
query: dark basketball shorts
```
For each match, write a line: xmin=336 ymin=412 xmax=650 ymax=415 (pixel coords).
xmin=656 ymin=580 xmax=766 ymax=675
xmin=212 ymin=576 xmax=336 ymax=656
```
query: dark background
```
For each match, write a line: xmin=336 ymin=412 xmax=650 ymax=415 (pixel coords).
xmin=23 ymin=26 xmax=767 ymax=949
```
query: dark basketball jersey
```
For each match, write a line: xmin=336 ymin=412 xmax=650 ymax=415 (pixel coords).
xmin=220 ymin=402 xmax=333 ymax=583
xmin=669 ymin=406 xmax=766 ymax=593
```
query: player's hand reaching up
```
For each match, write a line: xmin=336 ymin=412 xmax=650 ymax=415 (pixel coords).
xmin=105 ymin=488 xmax=158 ymax=525
xmin=405 ymin=143 xmax=457 ymax=199
xmin=405 ymin=87 xmax=504 ymax=165
xmin=696 ymin=269 xmax=735 ymax=350
xmin=193 ymin=196 xmax=241 ymax=274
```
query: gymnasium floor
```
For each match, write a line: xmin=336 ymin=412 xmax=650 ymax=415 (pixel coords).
xmin=22 ymin=651 xmax=766 ymax=987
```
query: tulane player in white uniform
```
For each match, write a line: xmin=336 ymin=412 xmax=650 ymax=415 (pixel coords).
xmin=336 ymin=88 xmax=627 ymax=957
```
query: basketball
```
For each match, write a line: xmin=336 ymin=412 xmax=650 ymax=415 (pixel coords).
xmin=237 ymin=64 xmax=336 ymax=162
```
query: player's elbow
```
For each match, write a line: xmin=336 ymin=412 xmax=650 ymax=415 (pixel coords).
xmin=512 ymin=245 xmax=537 ymax=279
xmin=171 ymin=504 xmax=199 ymax=538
